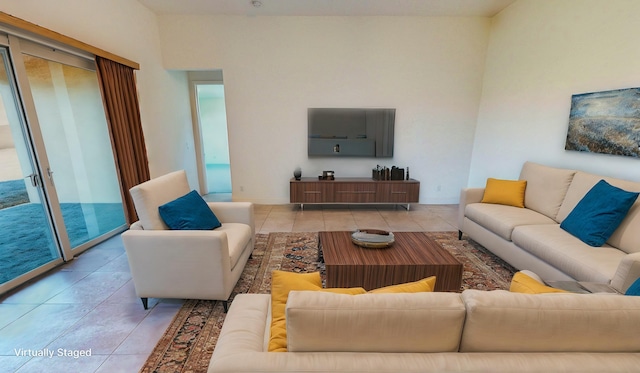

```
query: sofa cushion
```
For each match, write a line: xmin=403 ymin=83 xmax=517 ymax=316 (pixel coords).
xmin=512 ymin=224 xmax=625 ymax=283
xmin=216 ymin=223 xmax=252 ymax=270
xmin=159 ymin=190 xmax=222 ymax=230
xmin=480 ymin=178 xmax=527 ymax=208
xmin=609 ymin=200 xmax=640 ymax=254
xmin=509 ymin=272 xmax=568 ymax=294
xmin=460 ymin=289 xmax=640 ymax=352
xmin=625 ymin=277 xmax=640 ymax=296
xmin=518 ymin=162 xmax=576 ymax=221
xmin=557 ymin=171 xmax=640 ymax=254
xmin=286 ymin=291 xmax=465 ymax=353
xmin=129 ymin=170 xmax=191 ymax=230
xmin=560 ymin=180 xmax=638 ymax=247
xmin=465 ymin=203 xmax=556 ymax=241
xmin=611 ymin=253 xmax=640 ymax=293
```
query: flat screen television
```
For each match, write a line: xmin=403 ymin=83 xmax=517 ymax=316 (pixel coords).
xmin=308 ymin=108 xmax=395 ymax=157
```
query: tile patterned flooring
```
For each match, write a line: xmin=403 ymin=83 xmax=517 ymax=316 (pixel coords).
xmin=0 ymin=203 xmax=458 ymax=372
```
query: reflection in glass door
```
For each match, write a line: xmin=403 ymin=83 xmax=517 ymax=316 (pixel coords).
xmin=21 ymin=52 xmax=126 ymax=252
xmin=0 ymin=49 xmax=61 ymax=288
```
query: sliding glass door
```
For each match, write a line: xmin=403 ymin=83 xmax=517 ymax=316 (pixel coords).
xmin=0 ymin=47 xmax=61 ymax=289
xmin=0 ymin=34 xmax=126 ymax=292
xmin=20 ymin=48 xmax=126 ymax=252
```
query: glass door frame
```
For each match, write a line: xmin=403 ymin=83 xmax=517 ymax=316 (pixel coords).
xmin=15 ymin=37 xmax=128 ymax=257
xmin=0 ymin=35 xmax=64 ymax=293
xmin=3 ymin=34 xmax=128 ymax=261
xmin=7 ymin=35 xmax=78 ymax=261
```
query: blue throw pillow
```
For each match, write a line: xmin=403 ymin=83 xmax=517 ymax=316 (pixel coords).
xmin=158 ymin=190 xmax=222 ymax=230
xmin=560 ymin=180 xmax=639 ymax=247
xmin=625 ymin=277 xmax=640 ymax=296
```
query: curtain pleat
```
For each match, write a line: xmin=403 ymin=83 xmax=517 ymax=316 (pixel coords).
xmin=96 ymin=57 xmax=150 ymax=224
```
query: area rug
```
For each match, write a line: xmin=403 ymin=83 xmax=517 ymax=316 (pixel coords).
xmin=140 ymin=231 xmax=517 ymax=373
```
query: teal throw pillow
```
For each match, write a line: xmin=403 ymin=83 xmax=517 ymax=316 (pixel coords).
xmin=560 ymin=180 xmax=639 ymax=247
xmin=625 ymin=278 xmax=640 ymax=296
xmin=158 ymin=190 xmax=221 ymax=230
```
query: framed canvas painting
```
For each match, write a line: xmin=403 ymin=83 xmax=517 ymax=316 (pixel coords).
xmin=565 ymin=87 xmax=640 ymax=158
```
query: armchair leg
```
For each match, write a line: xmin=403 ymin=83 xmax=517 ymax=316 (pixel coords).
xmin=458 ymin=230 xmax=463 ymax=240
xmin=141 ymin=297 xmax=149 ymax=310
xmin=222 ymin=300 xmax=229 ymax=313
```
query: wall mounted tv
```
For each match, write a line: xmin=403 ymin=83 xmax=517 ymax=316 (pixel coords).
xmin=308 ymin=108 xmax=395 ymax=158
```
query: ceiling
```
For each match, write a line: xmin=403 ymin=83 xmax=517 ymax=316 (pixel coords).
xmin=137 ymin=0 xmax=517 ymax=17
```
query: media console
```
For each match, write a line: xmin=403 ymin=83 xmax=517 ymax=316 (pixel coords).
xmin=290 ymin=177 xmax=420 ymax=210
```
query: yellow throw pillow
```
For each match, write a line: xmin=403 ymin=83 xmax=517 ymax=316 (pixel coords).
xmin=321 ymin=287 xmax=367 ymax=295
xmin=269 ymin=270 xmax=367 ymax=352
xmin=368 ymin=276 xmax=436 ymax=293
xmin=481 ymin=178 xmax=527 ymax=208
xmin=509 ymin=272 xmax=568 ymax=294
xmin=269 ymin=271 xmax=322 ymax=352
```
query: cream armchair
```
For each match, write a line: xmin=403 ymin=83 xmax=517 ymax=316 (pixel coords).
xmin=121 ymin=170 xmax=254 ymax=312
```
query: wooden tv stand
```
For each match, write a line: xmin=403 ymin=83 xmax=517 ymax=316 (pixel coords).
xmin=290 ymin=177 xmax=420 ymax=210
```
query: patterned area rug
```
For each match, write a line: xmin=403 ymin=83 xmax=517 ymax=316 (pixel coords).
xmin=140 ymin=231 xmax=517 ymax=373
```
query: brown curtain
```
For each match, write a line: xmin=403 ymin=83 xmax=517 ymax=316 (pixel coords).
xmin=96 ymin=56 xmax=150 ymax=224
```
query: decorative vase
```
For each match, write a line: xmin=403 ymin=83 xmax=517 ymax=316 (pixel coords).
xmin=293 ymin=168 xmax=302 ymax=181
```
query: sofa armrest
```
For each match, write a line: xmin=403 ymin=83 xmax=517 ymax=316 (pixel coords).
xmin=122 ymin=229 xmax=232 ymax=298
xmin=610 ymin=252 xmax=640 ymax=293
xmin=208 ymin=202 xmax=255 ymax=235
xmin=211 ymin=294 xmax=271 ymax=358
xmin=458 ymin=188 xmax=485 ymax=235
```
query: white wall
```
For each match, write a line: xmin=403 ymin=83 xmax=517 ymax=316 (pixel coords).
xmin=2 ymin=0 xmax=200 ymax=188
xmin=158 ymin=16 xmax=491 ymax=204
xmin=470 ymin=0 xmax=640 ymax=186
xmin=7 ymin=1 xmax=640 ymax=206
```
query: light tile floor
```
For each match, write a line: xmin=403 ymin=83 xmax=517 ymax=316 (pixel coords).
xmin=0 ymin=203 xmax=458 ymax=372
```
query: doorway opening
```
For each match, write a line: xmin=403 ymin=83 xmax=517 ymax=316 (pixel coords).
xmin=188 ymin=71 xmax=232 ymax=201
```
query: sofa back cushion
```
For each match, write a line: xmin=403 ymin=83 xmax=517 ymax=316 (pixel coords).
xmin=518 ymin=162 xmax=576 ymax=221
xmin=285 ymin=291 xmax=465 ymax=353
xmin=460 ymin=289 xmax=640 ymax=352
xmin=557 ymin=171 xmax=640 ymax=253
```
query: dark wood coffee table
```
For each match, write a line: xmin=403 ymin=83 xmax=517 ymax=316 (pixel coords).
xmin=319 ymin=231 xmax=463 ymax=292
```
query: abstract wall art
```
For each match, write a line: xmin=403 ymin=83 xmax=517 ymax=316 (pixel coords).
xmin=565 ymin=87 xmax=640 ymax=158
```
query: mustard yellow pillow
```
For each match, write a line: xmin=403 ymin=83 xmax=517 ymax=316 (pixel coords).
xmin=509 ymin=272 xmax=568 ymax=294
xmin=368 ymin=276 xmax=436 ymax=293
xmin=481 ymin=178 xmax=527 ymax=208
xmin=268 ymin=270 xmax=366 ymax=352
xmin=269 ymin=271 xmax=322 ymax=352
xmin=321 ymin=287 xmax=367 ymax=295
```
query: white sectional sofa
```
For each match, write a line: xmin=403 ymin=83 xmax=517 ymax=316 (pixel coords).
xmin=208 ymin=290 xmax=640 ymax=372
xmin=458 ymin=161 xmax=640 ymax=293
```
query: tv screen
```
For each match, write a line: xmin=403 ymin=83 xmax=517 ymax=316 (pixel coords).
xmin=308 ymin=108 xmax=395 ymax=157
